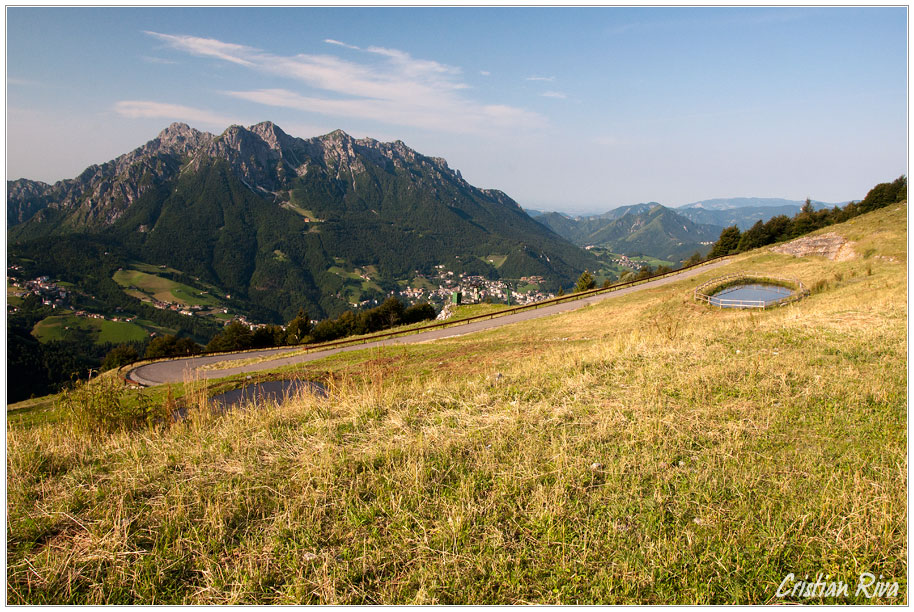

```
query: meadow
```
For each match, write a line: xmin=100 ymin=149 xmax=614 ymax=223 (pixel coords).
xmin=112 ymin=268 xmax=224 ymax=308
xmin=6 ymin=204 xmax=907 ymax=604
xmin=31 ymin=314 xmax=149 ymax=344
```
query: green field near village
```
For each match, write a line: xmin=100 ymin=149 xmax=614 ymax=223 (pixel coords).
xmin=31 ymin=314 xmax=149 ymax=344
xmin=112 ymin=268 xmax=224 ymax=308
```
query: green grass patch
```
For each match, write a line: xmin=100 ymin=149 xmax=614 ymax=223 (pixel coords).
xmin=31 ymin=315 xmax=149 ymax=344
xmin=409 ymin=276 xmax=438 ymax=291
xmin=484 ymin=254 xmax=508 ymax=268
xmin=6 ymin=395 xmax=63 ymax=427
xmin=129 ymin=262 xmax=182 ymax=275
xmin=112 ymin=268 xmax=223 ymax=308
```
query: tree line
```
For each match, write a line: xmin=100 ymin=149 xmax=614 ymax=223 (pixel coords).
xmin=100 ymin=297 xmax=438 ymax=371
xmin=707 ymin=176 xmax=906 ymax=258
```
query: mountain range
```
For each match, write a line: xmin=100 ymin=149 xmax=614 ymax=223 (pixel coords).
xmin=675 ymin=197 xmax=845 ymax=229
xmin=529 ymin=195 xmax=852 ymax=257
xmin=8 ymin=122 xmax=598 ymax=322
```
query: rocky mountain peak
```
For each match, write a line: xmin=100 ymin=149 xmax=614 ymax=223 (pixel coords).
xmin=248 ymin=121 xmax=290 ymax=150
xmin=158 ymin=121 xmax=193 ymax=139
xmin=154 ymin=122 xmax=212 ymax=156
xmin=7 ymin=121 xmax=481 ymax=225
xmin=325 ymin=128 xmax=352 ymax=141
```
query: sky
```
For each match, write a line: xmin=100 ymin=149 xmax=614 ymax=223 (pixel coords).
xmin=5 ymin=6 xmax=908 ymax=214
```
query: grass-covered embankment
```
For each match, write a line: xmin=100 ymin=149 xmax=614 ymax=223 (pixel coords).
xmin=6 ymin=204 xmax=907 ymax=604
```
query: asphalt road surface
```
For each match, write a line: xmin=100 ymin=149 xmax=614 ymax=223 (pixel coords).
xmin=127 ymin=259 xmax=728 ymax=387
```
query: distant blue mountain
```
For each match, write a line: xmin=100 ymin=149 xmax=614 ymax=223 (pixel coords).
xmin=675 ymin=198 xmax=849 ymax=230
xmin=535 ymin=204 xmax=721 ymax=262
xmin=677 ymin=197 xmax=846 ymax=211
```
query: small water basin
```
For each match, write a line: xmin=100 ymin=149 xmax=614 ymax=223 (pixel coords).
xmin=710 ymin=283 xmax=794 ymax=308
xmin=211 ymin=379 xmax=327 ymax=411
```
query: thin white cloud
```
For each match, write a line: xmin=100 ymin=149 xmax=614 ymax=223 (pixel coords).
xmin=525 ymin=76 xmax=555 ymax=82
xmin=143 ymin=31 xmax=544 ymax=133
xmin=224 ymin=88 xmax=541 ymax=134
xmin=541 ymin=91 xmax=567 ymax=99
xmin=145 ymin=31 xmax=257 ymax=67
xmin=480 ymin=70 xmax=491 ymax=76
xmin=324 ymin=38 xmax=361 ymax=50
xmin=113 ymin=100 xmax=238 ymax=127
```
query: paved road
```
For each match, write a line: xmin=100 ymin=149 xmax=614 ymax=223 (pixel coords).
xmin=127 ymin=259 xmax=728 ymax=386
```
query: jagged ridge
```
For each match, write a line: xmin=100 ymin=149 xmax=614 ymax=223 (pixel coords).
xmin=8 ymin=122 xmax=597 ymax=320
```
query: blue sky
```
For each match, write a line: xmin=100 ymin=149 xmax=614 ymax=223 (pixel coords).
xmin=6 ymin=6 xmax=908 ymax=213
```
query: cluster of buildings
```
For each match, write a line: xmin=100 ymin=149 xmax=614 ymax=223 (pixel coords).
xmin=604 ymin=253 xmax=649 ymax=270
xmin=7 ymin=268 xmax=145 ymax=328
xmin=149 ymin=299 xmax=207 ymax=318
xmin=7 ymin=272 xmax=72 ymax=311
xmin=393 ymin=268 xmax=554 ymax=307
xmin=71 ymin=310 xmax=137 ymax=323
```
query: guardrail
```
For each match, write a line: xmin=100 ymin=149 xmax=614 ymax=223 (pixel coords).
xmin=693 ymin=272 xmax=808 ymax=309
xmin=272 ymin=255 xmax=730 ymax=356
xmin=123 ymin=254 xmax=729 ymax=386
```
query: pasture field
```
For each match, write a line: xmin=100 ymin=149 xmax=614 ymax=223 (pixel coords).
xmin=7 ymin=204 xmax=907 ymax=604
xmin=31 ymin=314 xmax=148 ymax=344
xmin=112 ymin=269 xmax=223 ymax=308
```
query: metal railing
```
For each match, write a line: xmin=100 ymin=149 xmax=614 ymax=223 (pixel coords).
xmin=693 ymin=272 xmax=808 ymax=309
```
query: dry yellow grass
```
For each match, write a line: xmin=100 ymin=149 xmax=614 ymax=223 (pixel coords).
xmin=7 ymin=204 xmax=907 ymax=604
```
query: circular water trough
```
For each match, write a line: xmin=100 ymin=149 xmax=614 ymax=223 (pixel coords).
xmin=694 ymin=273 xmax=808 ymax=309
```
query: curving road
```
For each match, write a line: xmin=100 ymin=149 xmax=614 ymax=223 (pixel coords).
xmin=127 ymin=259 xmax=728 ymax=387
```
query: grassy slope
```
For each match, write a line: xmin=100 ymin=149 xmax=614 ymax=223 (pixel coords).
xmin=112 ymin=269 xmax=223 ymax=308
xmin=7 ymin=204 xmax=907 ymax=604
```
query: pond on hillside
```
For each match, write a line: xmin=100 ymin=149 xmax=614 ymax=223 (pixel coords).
xmin=709 ymin=283 xmax=794 ymax=308
xmin=211 ymin=379 xmax=327 ymax=411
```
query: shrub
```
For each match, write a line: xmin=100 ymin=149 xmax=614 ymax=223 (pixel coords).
xmin=101 ymin=344 xmax=139 ymax=371
xmin=58 ymin=374 xmax=167 ymax=433
xmin=403 ymin=302 xmax=436 ymax=324
xmin=205 ymin=322 xmax=253 ymax=353
xmin=145 ymin=335 xmax=202 ymax=359
xmin=683 ymin=252 xmax=703 ymax=267
xmin=284 ymin=309 xmax=312 ymax=345
xmin=251 ymin=324 xmax=286 ymax=348
xmin=574 ymin=271 xmax=596 ymax=292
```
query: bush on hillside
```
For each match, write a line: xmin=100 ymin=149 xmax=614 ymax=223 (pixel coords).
xmin=575 ymin=271 xmax=596 ymax=292
xmin=58 ymin=375 xmax=167 ymax=433
xmin=101 ymin=344 xmax=139 ymax=371
xmin=145 ymin=335 xmax=202 ymax=360
xmin=205 ymin=322 xmax=254 ymax=353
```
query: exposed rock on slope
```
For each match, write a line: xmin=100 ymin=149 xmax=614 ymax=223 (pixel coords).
xmin=770 ymin=232 xmax=856 ymax=261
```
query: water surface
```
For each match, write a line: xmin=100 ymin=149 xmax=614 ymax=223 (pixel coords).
xmin=211 ymin=379 xmax=327 ymax=411
xmin=710 ymin=283 xmax=793 ymax=308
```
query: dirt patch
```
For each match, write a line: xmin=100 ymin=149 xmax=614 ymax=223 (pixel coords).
xmin=770 ymin=232 xmax=856 ymax=261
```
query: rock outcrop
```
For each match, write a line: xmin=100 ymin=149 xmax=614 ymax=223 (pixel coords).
xmin=770 ymin=232 xmax=856 ymax=261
